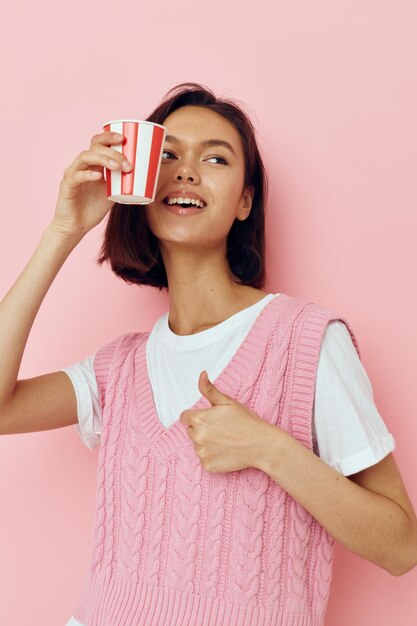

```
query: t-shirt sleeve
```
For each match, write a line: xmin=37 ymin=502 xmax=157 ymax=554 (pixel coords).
xmin=60 ymin=351 xmax=102 ymax=450
xmin=312 ymin=320 xmax=395 ymax=476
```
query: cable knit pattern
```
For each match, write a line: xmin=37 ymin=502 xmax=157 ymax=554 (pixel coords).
xmin=72 ymin=293 xmax=360 ymax=626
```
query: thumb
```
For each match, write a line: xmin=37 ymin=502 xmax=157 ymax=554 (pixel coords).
xmin=198 ymin=371 xmax=232 ymax=406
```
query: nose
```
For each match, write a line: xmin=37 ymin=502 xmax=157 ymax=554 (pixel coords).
xmin=173 ymin=157 xmax=200 ymax=184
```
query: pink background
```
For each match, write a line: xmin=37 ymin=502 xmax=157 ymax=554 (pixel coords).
xmin=0 ymin=0 xmax=416 ymax=624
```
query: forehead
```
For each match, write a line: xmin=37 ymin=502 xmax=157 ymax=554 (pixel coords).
xmin=162 ymin=105 xmax=243 ymax=152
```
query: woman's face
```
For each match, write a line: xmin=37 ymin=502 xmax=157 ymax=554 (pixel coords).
xmin=145 ymin=105 xmax=253 ymax=250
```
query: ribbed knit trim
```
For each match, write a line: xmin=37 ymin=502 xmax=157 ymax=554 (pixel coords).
xmin=73 ymin=570 xmax=325 ymax=626
xmin=289 ymin=303 xmax=360 ymax=449
xmin=94 ymin=333 xmax=132 ymax=415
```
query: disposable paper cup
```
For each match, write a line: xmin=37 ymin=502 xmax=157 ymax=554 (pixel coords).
xmin=102 ymin=119 xmax=167 ymax=204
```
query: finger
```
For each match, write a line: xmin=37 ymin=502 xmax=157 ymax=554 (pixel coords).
xmin=90 ymin=144 xmax=135 ymax=167
xmin=192 ymin=431 xmax=205 ymax=446
xmin=180 ymin=409 xmax=204 ymax=428
xmin=198 ymin=371 xmax=232 ymax=406
xmin=179 ymin=410 xmax=192 ymax=427
xmin=69 ymin=149 xmax=133 ymax=174
xmin=59 ymin=169 xmax=104 ymax=197
xmin=69 ymin=169 xmax=103 ymax=184
xmin=88 ymin=147 xmax=133 ymax=171
xmin=90 ymin=131 xmax=124 ymax=147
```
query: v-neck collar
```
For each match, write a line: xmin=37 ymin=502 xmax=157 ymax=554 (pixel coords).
xmin=133 ymin=293 xmax=286 ymax=462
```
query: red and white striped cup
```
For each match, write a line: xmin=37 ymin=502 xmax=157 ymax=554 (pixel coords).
xmin=102 ymin=119 xmax=167 ymax=204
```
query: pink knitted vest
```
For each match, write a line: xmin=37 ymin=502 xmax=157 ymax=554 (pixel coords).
xmin=73 ymin=293 xmax=360 ymax=626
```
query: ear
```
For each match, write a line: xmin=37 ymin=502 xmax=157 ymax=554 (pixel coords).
xmin=237 ymin=186 xmax=255 ymax=221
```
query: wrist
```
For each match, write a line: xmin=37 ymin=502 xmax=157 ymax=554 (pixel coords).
xmin=253 ymin=421 xmax=286 ymax=473
xmin=44 ymin=222 xmax=84 ymax=251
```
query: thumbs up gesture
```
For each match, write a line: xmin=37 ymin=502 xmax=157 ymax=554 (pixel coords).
xmin=179 ymin=371 xmax=272 ymax=473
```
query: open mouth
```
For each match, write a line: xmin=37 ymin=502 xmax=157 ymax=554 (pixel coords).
xmin=162 ymin=197 xmax=207 ymax=209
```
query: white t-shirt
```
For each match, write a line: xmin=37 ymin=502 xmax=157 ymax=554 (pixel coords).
xmin=62 ymin=293 xmax=395 ymax=626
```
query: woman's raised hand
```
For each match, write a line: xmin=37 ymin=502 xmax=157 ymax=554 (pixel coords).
xmin=51 ymin=131 xmax=133 ymax=240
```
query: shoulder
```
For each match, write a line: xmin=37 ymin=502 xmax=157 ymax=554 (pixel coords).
xmin=278 ymin=293 xmax=361 ymax=360
xmin=93 ymin=331 xmax=149 ymax=377
xmin=96 ymin=330 xmax=149 ymax=357
xmin=277 ymin=292 xmax=341 ymax=334
xmin=322 ymin=319 xmax=357 ymax=349
xmin=277 ymin=292 xmax=340 ymax=322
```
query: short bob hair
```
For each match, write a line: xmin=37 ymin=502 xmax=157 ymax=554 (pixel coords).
xmin=97 ymin=82 xmax=268 ymax=291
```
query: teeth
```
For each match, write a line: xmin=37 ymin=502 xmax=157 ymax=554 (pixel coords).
xmin=166 ymin=197 xmax=206 ymax=208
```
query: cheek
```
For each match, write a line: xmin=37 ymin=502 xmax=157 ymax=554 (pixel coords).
xmin=218 ymin=183 xmax=245 ymax=215
xmin=157 ymin=167 xmax=169 ymax=187
xmin=206 ymin=177 xmax=240 ymax=207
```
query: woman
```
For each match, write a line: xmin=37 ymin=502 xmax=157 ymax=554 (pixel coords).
xmin=0 ymin=83 xmax=416 ymax=626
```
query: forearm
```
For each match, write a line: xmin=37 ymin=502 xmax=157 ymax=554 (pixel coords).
xmin=0 ymin=224 xmax=81 ymax=406
xmin=254 ymin=422 xmax=416 ymax=575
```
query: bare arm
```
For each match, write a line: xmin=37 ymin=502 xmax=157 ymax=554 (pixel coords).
xmin=254 ymin=423 xmax=417 ymax=576
xmin=0 ymin=130 xmax=132 ymax=434
xmin=0 ymin=226 xmax=81 ymax=409
xmin=0 ymin=226 xmax=84 ymax=434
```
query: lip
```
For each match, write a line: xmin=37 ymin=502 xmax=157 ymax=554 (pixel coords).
xmin=164 ymin=203 xmax=206 ymax=216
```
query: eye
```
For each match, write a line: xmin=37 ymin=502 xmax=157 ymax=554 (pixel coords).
xmin=161 ymin=150 xmax=228 ymax=165
xmin=206 ymin=155 xmax=228 ymax=165
xmin=162 ymin=150 xmax=176 ymax=160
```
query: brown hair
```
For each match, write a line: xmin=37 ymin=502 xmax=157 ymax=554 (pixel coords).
xmin=97 ymin=82 xmax=268 ymax=291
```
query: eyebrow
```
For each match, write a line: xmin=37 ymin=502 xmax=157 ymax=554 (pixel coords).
xmin=165 ymin=135 xmax=236 ymax=157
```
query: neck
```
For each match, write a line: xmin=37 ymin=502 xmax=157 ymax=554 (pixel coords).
xmin=160 ymin=245 xmax=267 ymax=336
